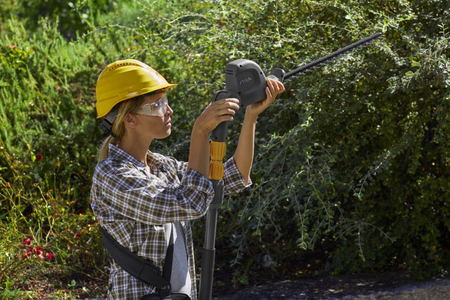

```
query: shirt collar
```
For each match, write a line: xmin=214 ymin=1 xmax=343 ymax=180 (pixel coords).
xmin=108 ymin=143 xmax=146 ymax=168
xmin=108 ymin=143 xmax=162 ymax=171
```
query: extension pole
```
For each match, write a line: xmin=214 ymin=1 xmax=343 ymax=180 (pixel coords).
xmin=198 ymin=142 xmax=225 ymax=300
xmin=199 ymin=91 xmax=234 ymax=300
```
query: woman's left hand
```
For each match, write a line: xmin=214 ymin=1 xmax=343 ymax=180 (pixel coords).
xmin=246 ymin=78 xmax=285 ymax=118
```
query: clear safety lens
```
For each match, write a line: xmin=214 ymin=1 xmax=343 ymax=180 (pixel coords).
xmin=133 ymin=95 xmax=168 ymax=116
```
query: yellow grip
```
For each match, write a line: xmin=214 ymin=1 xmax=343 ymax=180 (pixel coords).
xmin=210 ymin=141 xmax=226 ymax=160
xmin=209 ymin=161 xmax=224 ymax=180
xmin=209 ymin=141 xmax=226 ymax=180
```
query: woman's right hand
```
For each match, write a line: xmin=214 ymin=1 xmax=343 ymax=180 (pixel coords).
xmin=193 ymin=98 xmax=240 ymax=135
xmin=188 ymin=98 xmax=240 ymax=177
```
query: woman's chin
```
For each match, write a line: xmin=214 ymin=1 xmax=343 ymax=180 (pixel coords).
xmin=156 ymin=130 xmax=171 ymax=140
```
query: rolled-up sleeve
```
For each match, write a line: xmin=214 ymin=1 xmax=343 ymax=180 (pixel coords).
xmin=223 ymin=157 xmax=251 ymax=195
xmin=169 ymin=155 xmax=250 ymax=196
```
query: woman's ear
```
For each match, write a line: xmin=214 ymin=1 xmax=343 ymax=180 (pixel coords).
xmin=124 ymin=113 xmax=138 ymax=128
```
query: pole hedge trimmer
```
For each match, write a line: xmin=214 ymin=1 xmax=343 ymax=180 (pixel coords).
xmin=198 ymin=32 xmax=383 ymax=300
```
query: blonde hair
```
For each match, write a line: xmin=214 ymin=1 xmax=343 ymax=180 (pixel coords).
xmin=97 ymin=96 xmax=147 ymax=162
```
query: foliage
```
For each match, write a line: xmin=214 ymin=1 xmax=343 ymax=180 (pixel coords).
xmin=128 ymin=0 xmax=450 ymax=281
xmin=18 ymin=0 xmax=118 ymax=40
xmin=0 ymin=0 xmax=449 ymax=297
xmin=0 ymin=15 xmax=111 ymax=298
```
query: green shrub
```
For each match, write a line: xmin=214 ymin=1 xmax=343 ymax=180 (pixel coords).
xmin=0 ymin=16 xmax=108 ymax=289
xmin=1 ymin=0 xmax=449 ymax=296
xmin=18 ymin=0 xmax=117 ymax=39
xmin=133 ymin=0 xmax=450 ymax=280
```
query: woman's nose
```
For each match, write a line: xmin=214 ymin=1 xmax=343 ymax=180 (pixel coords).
xmin=166 ymin=104 xmax=173 ymax=116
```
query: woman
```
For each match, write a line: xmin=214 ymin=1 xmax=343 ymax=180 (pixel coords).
xmin=91 ymin=59 xmax=284 ymax=300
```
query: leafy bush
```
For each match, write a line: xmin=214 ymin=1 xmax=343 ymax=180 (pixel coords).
xmin=18 ymin=0 xmax=117 ymax=39
xmin=0 ymin=17 xmax=109 ymax=296
xmin=131 ymin=0 xmax=450 ymax=280
xmin=0 ymin=0 xmax=449 ymax=297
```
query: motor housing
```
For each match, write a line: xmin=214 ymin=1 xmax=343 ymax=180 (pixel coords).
xmin=225 ymin=59 xmax=268 ymax=108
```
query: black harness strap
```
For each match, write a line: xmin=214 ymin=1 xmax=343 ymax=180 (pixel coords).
xmin=100 ymin=225 xmax=174 ymax=297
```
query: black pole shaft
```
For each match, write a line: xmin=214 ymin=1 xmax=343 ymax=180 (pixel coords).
xmin=199 ymin=180 xmax=224 ymax=300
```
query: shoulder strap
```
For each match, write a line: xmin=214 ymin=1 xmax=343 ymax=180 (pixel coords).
xmin=160 ymin=224 xmax=174 ymax=298
xmin=100 ymin=226 xmax=173 ymax=294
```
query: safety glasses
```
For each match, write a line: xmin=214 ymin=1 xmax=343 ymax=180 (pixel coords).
xmin=133 ymin=95 xmax=168 ymax=117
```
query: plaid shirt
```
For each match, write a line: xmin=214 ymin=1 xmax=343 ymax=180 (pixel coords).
xmin=91 ymin=144 xmax=248 ymax=300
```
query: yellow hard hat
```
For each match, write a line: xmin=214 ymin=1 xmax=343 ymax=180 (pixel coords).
xmin=95 ymin=59 xmax=177 ymax=118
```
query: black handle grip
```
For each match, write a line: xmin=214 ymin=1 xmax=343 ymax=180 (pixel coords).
xmin=210 ymin=90 xmax=240 ymax=142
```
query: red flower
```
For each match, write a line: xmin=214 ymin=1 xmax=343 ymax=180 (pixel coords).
xmin=46 ymin=252 xmax=53 ymax=260
xmin=38 ymin=252 xmax=44 ymax=261
xmin=23 ymin=237 xmax=33 ymax=246
xmin=74 ymin=233 xmax=81 ymax=239
xmin=35 ymin=154 xmax=43 ymax=161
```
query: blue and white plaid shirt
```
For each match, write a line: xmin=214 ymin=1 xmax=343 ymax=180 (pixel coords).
xmin=91 ymin=144 xmax=249 ymax=300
